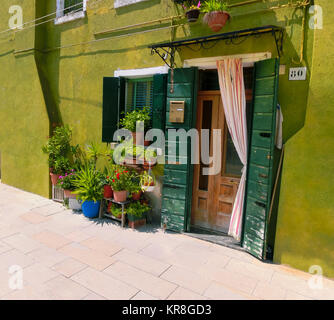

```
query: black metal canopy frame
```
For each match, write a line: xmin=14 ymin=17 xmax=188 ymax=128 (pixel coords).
xmin=149 ymin=25 xmax=284 ymax=69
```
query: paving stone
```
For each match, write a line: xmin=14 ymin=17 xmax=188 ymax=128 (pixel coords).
xmin=2 ymin=234 xmax=41 ymax=254
xmin=203 ymin=282 xmax=251 ymax=300
xmin=20 ymin=212 xmax=51 ymax=224
xmin=167 ymin=287 xmax=208 ymax=300
xmin=131 ymin=291 xmax=159 ymax=300
xmin=160 ymin=265 xmax=211 ymax=295
xmin=110 ymin=249 xmax=171 ymax=276
xmin=0 ymin=249 xmax=35 ymax=270
xmin=23 ymin=263 xmax=59 ymax=286
xmin=285 ymin=290 xmax=313 ymax=300
xmin=52 ymin=258 xmax=88 ymax=278
xmin=43 ymin=275 xmax=91 ymax=300
xmin=32 ymin=230 xmax=72 ymax=249
xmin=65 ymin=230 xmax=92 ymax=242
xmin=104 ymin=261 xmax=177 ymax=299
xmin=72 ymin=267 xmax=138 ymax=300
xmin=252 ymin=282 xmax=287 ymax=300
xmin=80 ymin=236 xmax=123 ymax=257
xmin=0 ymin=241 xmax=12 ymax=255
xmin=27 ymin=245 xmax=68 ymax=267
xmin=225 ymin=258 xmax=274 ymax=282
xmin=58 ymin=243 xmax=115 ymax=271
xmin=82 ymin=292 xmax=106 ymax=300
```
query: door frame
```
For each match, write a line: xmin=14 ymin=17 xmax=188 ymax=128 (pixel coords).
xmin=185 ymin=53 xmax=270 ymax=237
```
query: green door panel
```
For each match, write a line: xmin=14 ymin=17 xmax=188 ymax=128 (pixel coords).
xmin=249 ymin=147 xmax=271 ymax=167
xmin=252 ymin=113 xmax=273 ymax=131
xmin=253 ymin=96 xmax=276 ymax=113
xmin=251 ymin=130 xmax=272 ymax=149
xmin=242 ymin=58 xmax=280 ymax=260
xmin=161 ymin=67 xmax=198 ymax=232
xmin=248 ymin=164 xmax=270 ymax=184
xmin=247 ymin=180 xmax=268 ymax=201
xmin=245 ymin=196 xmax=267 ymax=221
xmin=244 ymin=215 xmax=266 ymax=240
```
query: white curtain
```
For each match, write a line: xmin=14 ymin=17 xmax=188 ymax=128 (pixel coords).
xmin=217 ymin=59 xmax=248 ymax=241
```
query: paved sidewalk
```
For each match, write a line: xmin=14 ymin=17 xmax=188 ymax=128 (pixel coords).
xmin=0 ymin=183 xmax=333 ymax=300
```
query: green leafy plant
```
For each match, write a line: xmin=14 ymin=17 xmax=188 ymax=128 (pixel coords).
xmin=72 ymin=164 xmax=104 ymax=203
xmin=110 ymin=168 xmax=132 ymax=192
xmin=201 ymin=0 xmax=229 ymax=13
xmin=42 ymin=125 xmax=72 ymax=174
xmin=144 ymin=148 xmax=157 ymax=162
xmin=182 ymin=0 xmax=201 ymax=10
xmin=126 ymin=201 xmax=150 ymax=218
xmin=57 ymin=170 xmax=77 ymax=190
xmin=109 ymin=205 xmax=123 ymax=218
xmin=119 ymin=107 xmax=151 ymax=132
xmin=86 ymin=142 xmax=108 ymax=168
xmin=140 ymin=171 xmax=155 ymax=187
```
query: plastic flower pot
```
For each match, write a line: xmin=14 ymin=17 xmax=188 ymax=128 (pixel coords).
xmin=113 ymin=190 xmax=127 ymax=202
xmin=50 ymin=173 xmax=60 ymax=186
xmin=64 ymin=189 xmax=76 ymax=199
xmin=127 ymin=213 xmax=147 ymax=229
xmin=103 ymin=185 xmax=113 ymax=198
xmin=132 ymin=191 xmax=142 ymax=201
xmin=204 ymin=11 xmax=230 ymax=32
xmin=81 ymin=200 xmax=100 ymax=218
xmin=69 ymin=198 xmax=82 ymax=210
xmin=186 ymin=9 xmax=200 ymax=22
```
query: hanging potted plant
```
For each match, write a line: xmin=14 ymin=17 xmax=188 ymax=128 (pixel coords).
xmin=111 ymin=169 xmax=131 ymax=202
xmin=72 ymin=165 xmax=104 ymax=218
xmin=183 ymin=1 xmax=202 ymax=23
xmin=126 ymin=201 xmax=150 ymax=229
xmin=140 ymin=171 xmax=155 ymax=193
xmin=119 ymin=107 xmax=151 ymax=145
xmin=202 ymin=0 xmax=230 ymax=32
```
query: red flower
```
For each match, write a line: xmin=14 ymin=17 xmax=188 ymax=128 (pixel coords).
xmin=117 ymin=173 xmax=120 ymax=180
xmin=112 ymin=179 xmax=115 ymax=183
xmin=107 ymin=176 xmax=109 ymax=179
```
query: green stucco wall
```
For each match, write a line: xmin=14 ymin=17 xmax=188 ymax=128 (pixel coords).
xmin=0 ymin=0 xmax=332 ymax=276
xmin=274 ymin=0 xmax=334 ymax=278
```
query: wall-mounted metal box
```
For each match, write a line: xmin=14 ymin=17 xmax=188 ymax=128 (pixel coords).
xmin=169 ymin=101 xmax=185 ymax=123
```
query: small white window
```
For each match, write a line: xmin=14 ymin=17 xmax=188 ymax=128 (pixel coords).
xmin=55 ymin=0 xmax=87 ymax=25
xmin=114 ymin=0 xmax=150 ymax=9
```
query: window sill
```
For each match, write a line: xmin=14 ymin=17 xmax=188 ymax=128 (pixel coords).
xmin=54 ymin=10 xmax=86 ymax=25
xmin=114 ymin=0 xmax=150 ymax=9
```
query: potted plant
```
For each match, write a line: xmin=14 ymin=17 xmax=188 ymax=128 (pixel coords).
xmin=129 ymin=171 xmax=142 ymax=200
xmin=202 ymin=0 xmax=230 ymax=32
xmin=42 ymin=126 xmax=72 ymax=185
xmin=141 ymin=148 xmax=157 ymax=170
xmin=111 ymin=169 xmax=131 ymax=202
xmin=103 ymin=175 xmax=114 ymax=199
xmin=108 ymin=203 xmax=123 ymax=219
xmin=72 ymin=165 xmax=104 ymax=218
xmin=57 ymin=169 xmax=77 ymax=198
xmin=126 ymin=201 xmax=150 ymax=229
xmin=183 ymin=1 xmax=201 ymax=23
xmin=140 ymin=171 xmax=155 ymax=193
xmin=119 ymin=107 xmax=151 ymax=145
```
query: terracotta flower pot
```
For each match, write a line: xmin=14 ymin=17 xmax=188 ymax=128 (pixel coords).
xmin=50 ymin=173 xmax=60 ymax=186
xmin=204 ymin=11 xmax=230 ymax=32
xmin=103 ymin=185 xmax=113 ymax=198
xmin=113 ymin=190 xmax=127 ymax=202
xmin=186 ymin=9 xmax=200 ymax=23
xmin=132 ymin=191 xmax=142 ymax=201
xmin=64 ymin=189 xmax=76 ymax=199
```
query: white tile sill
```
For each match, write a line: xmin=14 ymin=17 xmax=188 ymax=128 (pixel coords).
xmin=54 ymin=11 xmax=86 ymax=25
xmin=114 ymin=0 xmax=150 ymax=9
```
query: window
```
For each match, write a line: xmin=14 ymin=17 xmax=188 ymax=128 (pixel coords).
xmin=125 ymin=78 xmax=153 ymax=117
xmin=55 ymin=0 xmax=86 ymax=24
xmin=114 ymin=0 xmax=150 ymax=9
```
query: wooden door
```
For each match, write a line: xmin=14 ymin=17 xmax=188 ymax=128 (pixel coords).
xmin=191 ymin=91 xmax=240 ymax=234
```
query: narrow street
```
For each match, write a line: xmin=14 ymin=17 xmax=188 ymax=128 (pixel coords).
xmin=0 ymin=183 xmax=333 ymax=300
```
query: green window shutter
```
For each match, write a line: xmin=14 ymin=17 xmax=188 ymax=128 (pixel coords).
xmin=161 ymin=67 xmax=198 ymax=232
xmin=152 ymin=74 xmax=167 ymax=130
xmin=102 ymin=77 xmax=125 ymax=143
xmin=242 ymin=58 xmax=280 ymax=260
